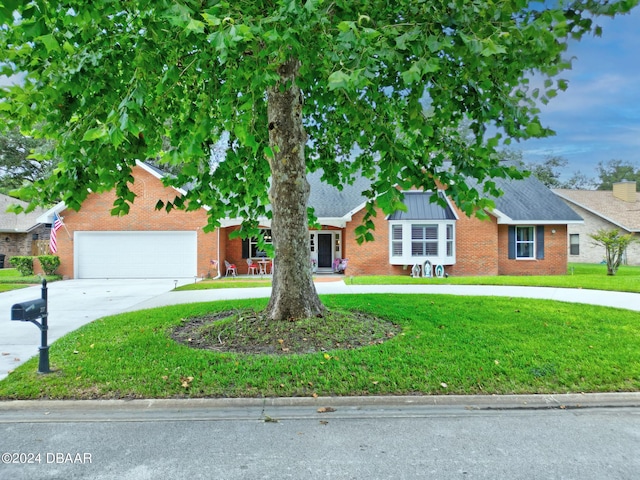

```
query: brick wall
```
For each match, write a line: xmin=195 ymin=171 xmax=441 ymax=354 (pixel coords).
xmin=56 ymin=165 xmax=218 ymax=278
xmin=497 ymin=225 xmax=568 ymax=275
xmin=342 ymin=202 xmax=569 ymax=277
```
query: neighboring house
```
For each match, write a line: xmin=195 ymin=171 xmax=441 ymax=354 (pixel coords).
xmin=553 ymin=181 xmax=640 ymax=265
xmin=0 ymin=194 xmax=49 ymax=268
xmin=39 ymin=161 xmax=582 ymax=279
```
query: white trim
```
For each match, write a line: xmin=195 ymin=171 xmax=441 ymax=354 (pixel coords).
xmin=36 ymin=202 xmax=67 ymax=224
xmin=490 ymin=208 xmax=582 ymax=225
xmin=388 ymin=220 xmax=456 ymax=266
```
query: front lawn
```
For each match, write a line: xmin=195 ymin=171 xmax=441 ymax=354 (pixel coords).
xmin=1 ymin=294 xmax=638 ymax=399
xmin=0 ymin=268 xmax=61 ymax=292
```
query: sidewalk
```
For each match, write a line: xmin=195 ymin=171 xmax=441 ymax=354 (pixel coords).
xmin=131 ymin=281 xmax=640 ymax=312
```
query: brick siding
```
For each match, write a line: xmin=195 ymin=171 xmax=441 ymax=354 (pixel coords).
xmin=56 ymin=165 xmax=218 ymax=278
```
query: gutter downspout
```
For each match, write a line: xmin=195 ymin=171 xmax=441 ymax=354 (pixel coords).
xmin=213 ymin=227 xmax=222 ymax=280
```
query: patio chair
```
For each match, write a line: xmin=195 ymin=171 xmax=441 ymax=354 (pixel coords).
xmin=246 ymin=258 xmax=258 ymax=275
xmin=224 ymin=260 xmax=237 ymax=277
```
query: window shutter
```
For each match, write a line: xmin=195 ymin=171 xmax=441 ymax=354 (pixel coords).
xmin=536 ymin=226 xmax=545 ymax=259
xmin=242 ymin=238 xmax=249 ymax=259
xmin=508 ymin=226 xmax=516 ymax=259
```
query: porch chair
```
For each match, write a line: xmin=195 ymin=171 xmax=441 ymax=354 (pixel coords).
xmin=246 ymin=258 xmax=258 ymax=275
xmin=224 ymin=260 xmax=237 ymax=277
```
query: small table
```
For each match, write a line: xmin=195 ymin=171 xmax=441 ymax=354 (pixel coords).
xmin=257 ymin=259 xmax=271 ymax=275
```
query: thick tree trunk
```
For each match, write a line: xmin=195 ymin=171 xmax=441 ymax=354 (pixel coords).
xmin=265 ymin=59 xmax=326 ymax=321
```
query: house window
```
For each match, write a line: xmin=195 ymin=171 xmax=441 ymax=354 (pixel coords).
xmin=411 ymin=225 xmax=438 ymax=256
xmin=389 ymin=221 xmax=456 ymax=265
xmin=247 ymin=229 xmax=272 ymax=258
xmin=569 ymin=234 xmax=579 ymax=255
xmin=508 ymin=225 xmax=544 ymax=260
xmin=516 ymin=226 xmax=535 ymax=259
xmin=391 ymin=225 xmax=403 ymax=257
xmin=446 ymin=224 xmax=454 ymax=257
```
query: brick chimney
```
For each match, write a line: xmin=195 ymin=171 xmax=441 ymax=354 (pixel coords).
xmin=612 ymin=181 xmax=637 ymax=203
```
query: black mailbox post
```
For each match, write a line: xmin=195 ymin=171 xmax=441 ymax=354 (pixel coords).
xmin=11 ymin=279 xmax=50 ymax=374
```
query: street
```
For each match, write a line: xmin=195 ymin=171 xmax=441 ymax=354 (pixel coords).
xmin=1 ymin=399 xmax=638 ymax=480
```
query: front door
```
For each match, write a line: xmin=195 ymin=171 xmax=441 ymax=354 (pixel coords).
xmin=317 ymin=234 xmax=333 ymax=268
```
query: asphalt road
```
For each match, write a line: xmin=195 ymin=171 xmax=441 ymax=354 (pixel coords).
xmin=1 ymin=398 xmax=639 ymax=480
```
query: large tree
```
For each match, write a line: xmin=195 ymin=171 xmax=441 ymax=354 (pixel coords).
xmin=0 ymin=127 xmax=57 ymax=193
xmin=595 ymin=159 xmax=640 ymax=191
xmin=1 ymin=0 xmax=636 ymax=320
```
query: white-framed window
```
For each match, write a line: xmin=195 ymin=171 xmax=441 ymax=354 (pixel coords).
xmin=516 ymin=226 xmax=535 ymax=259
xmin=411 ymin=225 xmax=438 ymax=256
xmin=446 ymin=224 xmax=454 ymax=257
xmin=391 ymin=225 xmax=403 ymax=257
xmin=389 ymin=221 xmax=456 ymax=265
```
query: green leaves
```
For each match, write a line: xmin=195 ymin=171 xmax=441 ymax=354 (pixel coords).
xmin=37 ymin=34 xmax=60 ymax=53
xmin=1 ymin=0 xmax=637 ymax=237
xmin=81 ymin=126 xmax=108 ymax=142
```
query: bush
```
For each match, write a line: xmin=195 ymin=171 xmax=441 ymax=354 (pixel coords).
xmin=9 ymin=256 xmax=34 ymax=276
xmin=38 ymin=255 xmax=61 ymax=275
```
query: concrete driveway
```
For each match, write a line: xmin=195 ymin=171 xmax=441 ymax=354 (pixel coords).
xmin=0 ymin=278 xmax=192 ymax=380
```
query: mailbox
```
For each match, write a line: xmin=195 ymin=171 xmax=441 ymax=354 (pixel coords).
xmin=11 ymin=299 xmax=47 ymax=321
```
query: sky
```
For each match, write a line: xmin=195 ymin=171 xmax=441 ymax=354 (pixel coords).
xmin=517 ymin=7 xmax=640 ymax=180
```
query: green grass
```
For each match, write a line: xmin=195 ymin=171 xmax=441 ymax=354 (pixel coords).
xmin=176 ymin=277 xmax=272 ymax=290
xmin=350 ymin=263 xmax=640 ymax=293
xmin=1 ymin=294 xmax=638 ymax=399
xmin=176 ymin=263 xmax=640 ymax=293
xmin=0 ymin=268 xmax=61 ymax=292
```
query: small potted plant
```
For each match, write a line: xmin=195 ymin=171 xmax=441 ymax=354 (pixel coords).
xmin=310 ymin=258 xmax=317 ymax=273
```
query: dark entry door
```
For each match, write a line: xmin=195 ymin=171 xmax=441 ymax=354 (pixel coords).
xmin=317 ymin=234 xmax=333 ymax=268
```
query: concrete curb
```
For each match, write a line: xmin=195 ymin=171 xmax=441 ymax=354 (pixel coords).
xmin=2 ymin=392 xmax=639 ymax=413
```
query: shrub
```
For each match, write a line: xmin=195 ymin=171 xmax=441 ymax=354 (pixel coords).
xmin=38 ymin=255 xmax=61 ymax=275
xmin=9 ymin=256 xmax=34 ymax=276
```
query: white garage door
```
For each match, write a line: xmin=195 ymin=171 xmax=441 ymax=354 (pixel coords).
xmin=75 ymin=231 xmax=197 ymax=279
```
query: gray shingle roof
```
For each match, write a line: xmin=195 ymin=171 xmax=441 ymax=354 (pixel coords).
xmin=306 ymin=170 xmax=372 ymax=217
xmin=308 ymin=170 xmax=581 ymax=223
xmin=468 ymin=175 xmax=583 ymax=223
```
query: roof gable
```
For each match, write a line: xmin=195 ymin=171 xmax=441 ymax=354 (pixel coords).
xmin=0 ymin=194 xmax=47 ymax=232
xmin=553 ymin=188 xmax=640 ymax=232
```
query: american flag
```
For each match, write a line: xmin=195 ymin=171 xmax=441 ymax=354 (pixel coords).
xmin=49 ymin=212 xmax=64 ymax=254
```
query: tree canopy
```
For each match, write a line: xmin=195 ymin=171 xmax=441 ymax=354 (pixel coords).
xmin=1 ymin=0 xmax=638 ymax=319
xmin=595 ymin=159 xmax=640 ymax=191
xmin=0 ymin=128 xmax=57 ymax=194
xmin=590 ymin=228 xmax=637 ymax=275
